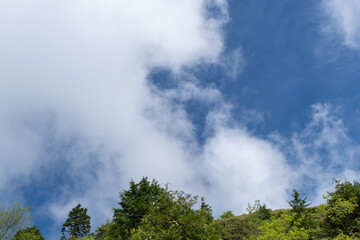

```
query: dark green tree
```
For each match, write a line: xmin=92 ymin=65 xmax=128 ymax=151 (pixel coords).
xmin=109 ymin=177 xmax=164 ymax=239
xmin=288 ymin=189 xmax=313 ymax=230
xmin=93 ymin=219 xmax=113 ymax=240
xmin=12 ymin=226 xmax=44 ymax=240
xmin=131 ymin=189 xmax=222 ymax=240
xmin=247 ymin=200 xmax=271 ymax=221
xmin=61 ymin=204 xmax=91 ymax=239
xmin=288 ymin=189 xmax=311 ymax=215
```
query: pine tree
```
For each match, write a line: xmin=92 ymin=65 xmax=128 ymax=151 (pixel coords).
xmin=288 ymin=189 xmax=313 ymax=229
xmin=288 ymin=189 xmax=311 ymax=215
xmin=61 ymin=204 xmax=91 ymax=239
xmin=109 ymin=177 xmax=164 ymax=239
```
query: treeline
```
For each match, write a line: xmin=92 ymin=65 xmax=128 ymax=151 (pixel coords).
xmin=2 ymin=178 xmax=360 ymax=239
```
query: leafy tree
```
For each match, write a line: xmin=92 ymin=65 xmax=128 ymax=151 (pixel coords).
xmin=61 ymin=204 xmax=91 ymax=239
xmin=0 ymin=202 xmax=32 ymax=240
xmin=215 ymin=214 xmax=250 ymax=240
xmin=12 ymin=226 xmax=44 ymax=240
xmin=257 ymin=213 xmax=312 ymax=240
xmin=131 ymin=189 xmax=222 ymax=240
xmin=109 ymin=177 xmax=164 ymax=239
xmin=219 ymin=210 xmax=235 ymax=219
xmin=323 ymin=179 xmax=360 ymax=237
xmin=247 ymin=200 xmax=271 ymax=221
xmin=246 ymin=200 xmax=272 ymax=238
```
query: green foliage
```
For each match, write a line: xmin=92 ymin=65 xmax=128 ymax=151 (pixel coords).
xmin=109 ymin=177 xmax=164 ymax=239
xmin=288 ymin=189 xmax=311 ymax=215
xmin=334 ymin=232 xmax=356 ymax=240
xmin=324 ymin=179 xmax=360 ymax=237
xmin=257 ymin=213 xmax=312 ymax=240
xmin=219 ymin=211 xmax=235 ymax=219
xmin=78 ymin=237 xmax=95 ymax=240
xmin=12 ymin=226 xmax=44 ymax=240
xmin=61 ymin=204 xmax=91 ymax=239
xmin=247 ymin=200 xmax=271 ymax=221
xmin=0 ymin=202 xmax=32 ymax=240
xmin=288 ymin=189 xmax=314 ymax=229
xmin=93 ymin=219 xmax=113 ymax=239
xmin=6 ymin=177 xmax=360 ymax=240
xmin=245 ymin=200 xmax=272 ymax=238
xmin=131 ymin=189 xmax=222 ymax=240
xmin=215 ymin=214 xmax=251 ymax=239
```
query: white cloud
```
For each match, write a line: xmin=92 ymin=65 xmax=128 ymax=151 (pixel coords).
xmin=322 ymin=0 xmax=360 ymax=49
xmin=0 ymin=0 xmax=287 ymax=231
xmin=2 ymin=1 xmax=360 ymax=239
xmin=284 ymin=103 xmax=360 ymax=205
xmin=0 ymin=0 xmax=231 ymax=235
xmin=202 ymin=123 xmax=292 ymax=213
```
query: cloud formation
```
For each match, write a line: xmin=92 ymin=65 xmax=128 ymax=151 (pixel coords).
xmin=287 ymin=104 xmax=360 ymax=204
xmin=322 ymin=0 xmax=360 ymax=49
xmin=0 ymin=0 xmax=233 ymax=231
xmin=1 ymin=1 xmax=360 ymax=239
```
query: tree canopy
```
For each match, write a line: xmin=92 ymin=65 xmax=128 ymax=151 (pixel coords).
xmin=288 ymin=189 xmax=311 ymax=215
xmin=61 ymin=204 xmax=91 ymax=239
xmin=324 ymin=179 xmax=360 ymax=237
xmin=12 ymin=226 xmax=44 ymax=240
xmin=109 ymin=177 xmax=164 ymax=239
xmin=131 ymin=189 xmax=222 ymax=240
xmin=0 ymin=202 xmax=32 ymax=240
xmin=4 ymin=177 xmax=360 ymax=239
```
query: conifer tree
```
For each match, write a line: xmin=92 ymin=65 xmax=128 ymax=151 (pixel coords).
xmin=288 ymin=189 xmax=311 ymax=215
xmin=61 ymin=204 xmax=91 ymax=239
xmin=288 ymin=189 xmax=313 ymax=229
xmin=109 ymin=177 xmax=164 ymax=239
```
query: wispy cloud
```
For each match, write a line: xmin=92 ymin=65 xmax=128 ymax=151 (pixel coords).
xmin=321 ymin=0 xmax=360 ymax=49
xmin=220 ymin=47 xmax=246 ymax=80
xmin=280 ymin=103 xmax=360 ymax=204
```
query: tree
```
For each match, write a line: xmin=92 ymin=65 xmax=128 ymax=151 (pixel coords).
xmin=247 ymin=200 xmax=271 ymax=221
xmin=12 ymin=226 xmax=44 ymax=240
xmin=288 ymin=189 xmax=311 ymax=215
xmin=257 ymin=213 xmax=312 ymax=240
xmin=246 ymin=200 xmax=272 ymax=238
xmin=0 ymin=202 xmax=32 ymax=239
xmin=219 ymin=210 xmax=235 ymax=219
xmin=93 ymin=219 xmax=113 ymax=239
xmin=109 ymin=177 xmax=164 ymax=239
xmin=324 ymin=179 xmax=360 ymax=237
xmin=131 ymin=189 xmax=222 ymax=240
xmin=61 ymin=204 xmax=91 ymax=239
xmin=288 ymin=189 xmax=313 ymax=229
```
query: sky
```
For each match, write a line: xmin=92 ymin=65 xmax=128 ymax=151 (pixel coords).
xmin=1 ymin=0 xmax=360 ymax=239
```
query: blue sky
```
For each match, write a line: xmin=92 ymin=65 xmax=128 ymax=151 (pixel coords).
xmin=1 ymin=0 xmax=360 ymax=239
